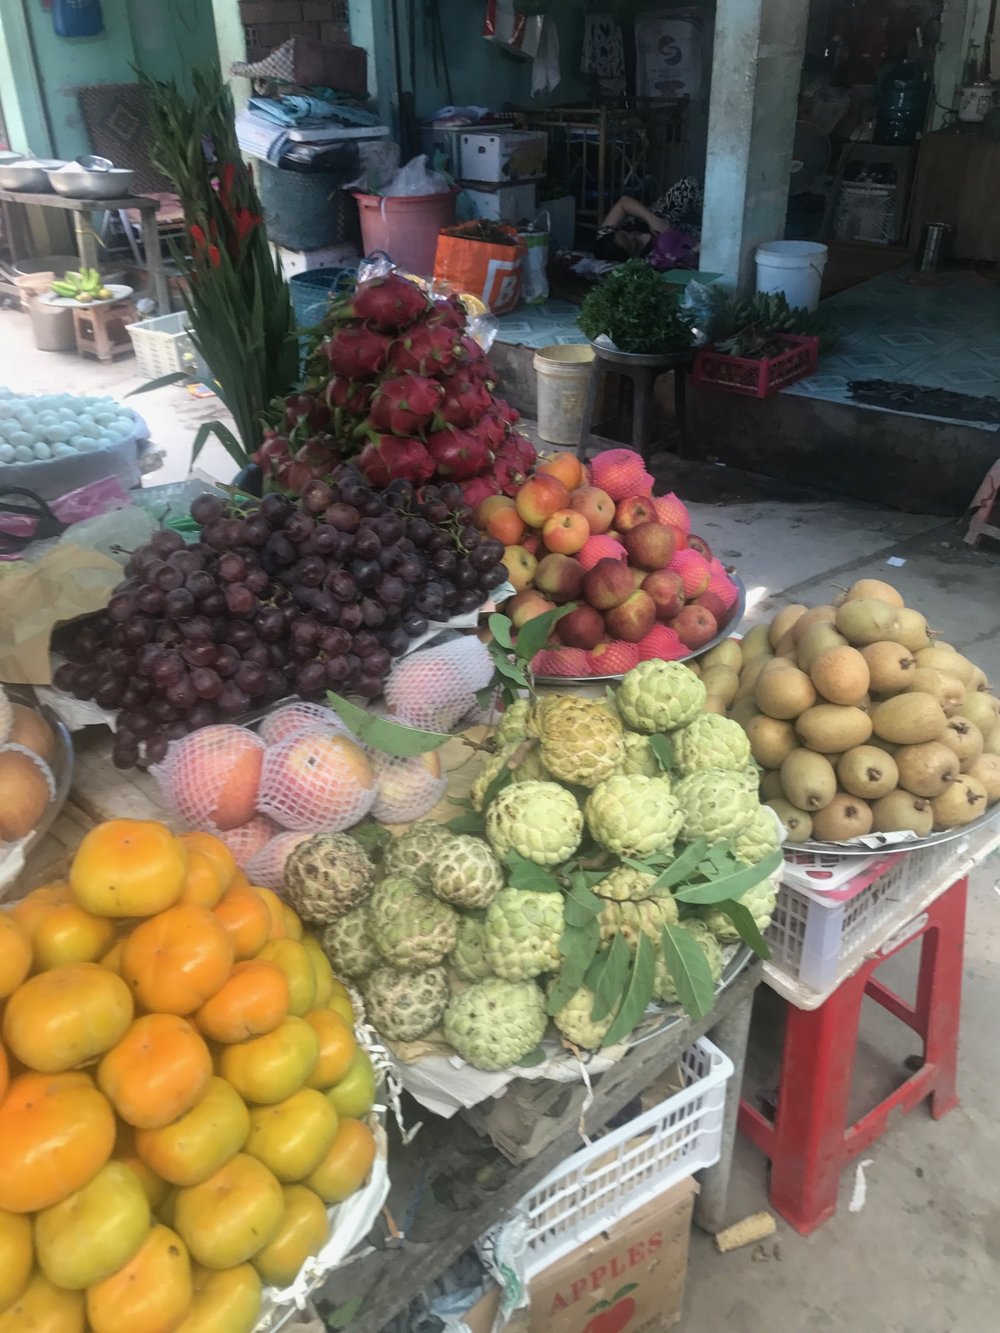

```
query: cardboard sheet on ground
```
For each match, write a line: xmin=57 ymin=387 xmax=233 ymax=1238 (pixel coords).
xmin=0 ymin=543 xmax=122 ymax=685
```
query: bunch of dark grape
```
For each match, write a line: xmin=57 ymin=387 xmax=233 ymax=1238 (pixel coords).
xmin=54 ymin=466 xmax=507 ymax=770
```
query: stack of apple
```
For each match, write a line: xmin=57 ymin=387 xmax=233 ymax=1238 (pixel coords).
xmin=477 ymin=448 xmax=740 ymax=676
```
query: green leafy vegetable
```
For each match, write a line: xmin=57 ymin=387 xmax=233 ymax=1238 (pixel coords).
xmin=578 ymin=260 xmax=694 ymax=355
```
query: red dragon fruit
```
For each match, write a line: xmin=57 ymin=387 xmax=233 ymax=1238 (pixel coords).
xmin=476 ymin=411 xmax=509 ymax=452
xmin=347 ymin=274 xmax=430 ymax=332
xmin=388 ymin=323 xmax=465 ymax=377
xmin=325 ymin=375 xmax=374 ymax=415
xmin=461 ymin=474 xmax=501 ymax=508
xmin=425 ymin=426 xmax=493 ymax=481
xmin=357 ymin=435 xmax=435 ymax=487
xmin=323 ymin=325 xmax=391 ymax=378
xmin=437 ymin=377 xmax=492 ymax=429
xmin=428 ymin=294 xmax=468 ymax=331
xmin=491 ymin=398 xmax=520 ymax=426
xmin=490 ymin=433 xmax=537 ymax=496
xmin=255 ymin=430 xmax=291 ymax=479
xmin=282 ymin=391 xmax=331 ymax=433
xmin=368 ymin=374 xmax=445 ymax=436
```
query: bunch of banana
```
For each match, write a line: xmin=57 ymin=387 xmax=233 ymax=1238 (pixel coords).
xmin=730 ymin=291 xmax=803 ymax=332
xmin=51 ymin=268 xmax=112 ymax=303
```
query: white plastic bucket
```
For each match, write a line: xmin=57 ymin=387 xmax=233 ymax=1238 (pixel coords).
xmin=533 ymin=344 xmax=595 ymax=445
xmin=755 ymin=240 xmax=828 ymax=312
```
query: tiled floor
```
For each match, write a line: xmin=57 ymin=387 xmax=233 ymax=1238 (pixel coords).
xmin=494 ymin=299 xmax=586 ymax=349
xmin=787 ymin=266 xmax=1000 ymax=430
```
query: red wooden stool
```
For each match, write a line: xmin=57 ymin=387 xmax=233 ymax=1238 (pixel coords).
xmin=738 ymin=873 xmax=967 ymax=1235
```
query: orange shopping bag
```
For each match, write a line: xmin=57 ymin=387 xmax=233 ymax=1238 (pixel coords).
xmin=433 ymin=222 xmax=525 ymax=314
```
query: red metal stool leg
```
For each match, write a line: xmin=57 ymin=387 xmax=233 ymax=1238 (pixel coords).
xmin=766 ymin=971 xmax=867 ymax=1234
xmin=922 ymin=876 xmax=966 ymax=1118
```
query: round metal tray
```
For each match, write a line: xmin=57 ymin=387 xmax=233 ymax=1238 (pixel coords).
xmin=784 ymin=799 xmax=1000 ymax=857
xmin=0 ymin=690 xmax=74 ymax=889
xmin=534 ymin=571 xmax=747 ymax=686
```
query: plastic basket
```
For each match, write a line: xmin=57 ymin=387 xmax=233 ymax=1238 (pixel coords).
xmin=834 ymin=182 xmax=896 ymax=244
xmin=289 ymin=267 xmax=353 ymax=333
xmin=766 ymin=839 xmax=961 ymax=993
xmin=127 ymin=312 xmax=210 ymax=381
xmin=692 ymin=334 xmax=819 ymax=398
xmin=513 ymin=1037 xmax=732 ymax=1276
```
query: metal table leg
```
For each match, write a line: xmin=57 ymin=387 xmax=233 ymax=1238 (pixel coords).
xmin=694 ymin=984 xmax=755 ymax=1234
xmin=140 ymin=204 xmax=171 ymax=312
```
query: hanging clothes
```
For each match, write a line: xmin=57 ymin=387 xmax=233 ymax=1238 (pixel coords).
xmin=581 ymin=11 xmax=626 ymax=94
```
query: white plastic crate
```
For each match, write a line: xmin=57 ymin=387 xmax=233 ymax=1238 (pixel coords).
xmin=833 ymin=182 xmax=896 ymax=244
xmin=513 ymin=1037 xmax=731 ymax=1276
xmin=767 ymin=839 xmax=962 ymax=992
xmin=127 ymin=312 xmax=211 ymax=382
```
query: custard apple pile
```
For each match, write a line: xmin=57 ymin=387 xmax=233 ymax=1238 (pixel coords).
xmin=550 ymin=984 xmax=616 ymax=1049
xmin=616 ymin=660 xmax=706 ymax=733
xmin=362 ymin=965 xmax=449 ymax=1042
xmin=283 ymin=833 xmax=375 ymax=923
xmin=337 ymin=650 xmax=786 ymax=1068
xmin=321 ymin=905 xmax=379 ymax=981
xmin=674 ymin=714 xmax=751 ymax=775
xmin=674 ymin=769 xmax=759 ymax=843
xmin=442 ymin=977 xmax=547 ymax=1070
xmin=430 ymin=835 xmax=504 ymax=910
xmin=535 ymin=696 xmax=625 ymax=788
xmin=585 ymin=774 xmax=683 ymax=857
xmin=485 ymin=780 xmax=583 ymax=866
xmin=369 ymin=875 xmax=458 ymax=969
xmin=450 ymin=915 xmax=494 ymax=981
xmin=484 ymin=889 xmax=564 ymax=981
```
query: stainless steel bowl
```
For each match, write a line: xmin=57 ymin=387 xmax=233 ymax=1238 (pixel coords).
xmin=0 ymin=159 xmax=66 ymax=192
xmin=48 ymin=165 xmax=135 ymax=200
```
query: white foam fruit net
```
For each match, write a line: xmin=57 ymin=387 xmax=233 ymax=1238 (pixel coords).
xmin=245 ymin=830 xmax=313 ymax=889
xmin=383 ymin=637 xmax=494 ymax=732
xmin=217 ymin=814 xmax=281 ymax=868
xmin=257 ymin=701 xmax=353 ymax=746
xmin=256 ymin=730 xmax=377 ymax=832
xmin=370 ymin=751 xmax=448 ymax=824
xmin=151 ymin=725 xmax=266 ymax=832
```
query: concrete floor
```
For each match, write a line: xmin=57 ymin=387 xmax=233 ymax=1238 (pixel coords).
xmin=3 ymin=307 xmax=1000 ymax=1332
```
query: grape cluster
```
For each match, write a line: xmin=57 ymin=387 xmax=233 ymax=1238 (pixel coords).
xmin=55 ymin=467 xmax=507 ymax=769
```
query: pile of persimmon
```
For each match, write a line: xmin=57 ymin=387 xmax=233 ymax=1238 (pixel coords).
xmin=0 ymin=819 xmax=378 ymax=1333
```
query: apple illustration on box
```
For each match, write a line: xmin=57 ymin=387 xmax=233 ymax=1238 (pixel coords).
xmin=583 ymin=1283 xmax=638 ymax=1333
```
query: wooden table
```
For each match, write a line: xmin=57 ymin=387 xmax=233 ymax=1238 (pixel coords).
xmin=23 ymin=730 xmax=759 ymax=1333
xmin=0 ymin=188 xmax=171 ymax=312
xmin=909 ymin=129 xmax=1000 ymax=262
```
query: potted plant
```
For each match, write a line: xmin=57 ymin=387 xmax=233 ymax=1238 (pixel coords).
xmin=140 ymin=68 xmax=300 ymax=484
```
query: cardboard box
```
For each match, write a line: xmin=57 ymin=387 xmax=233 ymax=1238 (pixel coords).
xmin=461 ymin=182 xmax=538 ymax=224
xmin=459 ymin=130 xmax=548 ymax=183
xmin=464 ymin=1176 xmax=698 ymax=1333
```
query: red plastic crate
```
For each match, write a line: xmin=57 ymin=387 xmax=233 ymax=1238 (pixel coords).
xmin=693 ymin=334 xmax=819 ymax=398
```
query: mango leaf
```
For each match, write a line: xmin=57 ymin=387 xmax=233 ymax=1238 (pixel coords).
xmin=674 ymin=848 xmax=782 ymax=904
xmin=447 ymin=812 xmax=486 ymax=835
xmin=515 ymin=604 xmax=574 ymax=664
xmin=563 ymin=878 xmax=604 ymax=927
xmin=449 ymin=795 xmax=475 ymax=810
xmin=325 ymin=1296 xmax=364 ymax=1330
xmin=475 ymin=684 xmax=498 ymax=710
xmin=491 ymin=656 xmax=530 ymax=688
xmin=515 ymin=1044 xmax=547 ymax=1068
xmin=549 ymin=918 xmax=600 ymax=1014
xmin=488 ymin=614 xmax=515 ymax=650
xmin=660 ymin=923 xmax=715 ymax=1019
xmin=713 ymin=899 xmax=771 ymax=959
xmin=326 ymin=692 xmax=451 ymax=756
xmin=627 ymin=838 xmax=710 ymax=892
xmin=601 ymin=933 xmax=656 ymax=1047
xmin=648 ymin=733 xmax=674 ymax=771
xmin=584 ymin=951 xmax=607 ymax=990
xmin=506 ymin=852 xmax=562 ymax=893
xmin=481 ymin=764 xmax=513 ymax=811
xmin=592 ymin=931 xmax=630 ymax=1021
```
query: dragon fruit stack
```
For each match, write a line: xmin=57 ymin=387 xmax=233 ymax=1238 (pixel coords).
xmin=256 ymin=273 xmax=536 ymax=502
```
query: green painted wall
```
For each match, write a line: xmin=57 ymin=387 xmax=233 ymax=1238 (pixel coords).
xmin=0 ymin=0 xmax=218 ymax=161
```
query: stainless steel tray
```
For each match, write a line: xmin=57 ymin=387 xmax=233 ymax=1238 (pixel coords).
xmin=784 ymin=799 xmax=1000 ymax=857
xmin=534 ymin=571 xmax=747 ymax=685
